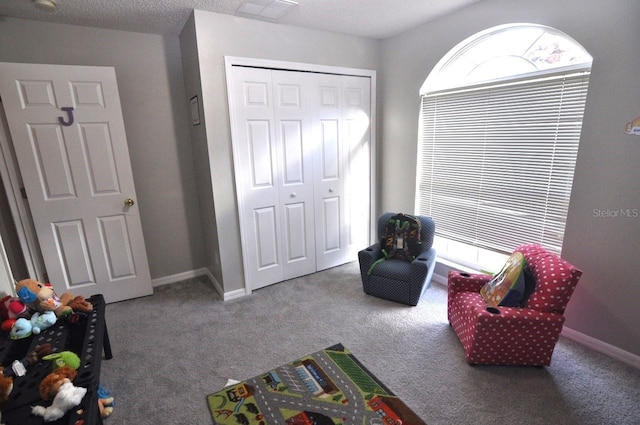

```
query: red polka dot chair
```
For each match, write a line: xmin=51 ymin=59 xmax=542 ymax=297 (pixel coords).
xmin=447 ymin=243 xmax=582 ymax=366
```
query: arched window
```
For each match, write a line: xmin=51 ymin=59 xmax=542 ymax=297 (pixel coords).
xmin=415 ymin=24 xmax=592 ymax=271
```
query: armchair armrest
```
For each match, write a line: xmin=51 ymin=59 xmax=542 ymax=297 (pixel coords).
xmin=448 ymin=270 xmax=491 ymax=294
xmin=467 ymin=304 xmax=566 ymax=350
xmin=411 ymin=247 xmax=436 ymax=280
xmin=362 ymin=243 xmax=382 ymax=259
xmin=358 ymin=243 xmax=382 ymax=290
xmin=472 ymin=304 xmax=565 ymax=325
xmin=447 ymin=271 xmax=491 ymax=319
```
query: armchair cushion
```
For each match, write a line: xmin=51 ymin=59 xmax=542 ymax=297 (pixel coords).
xmin=516 ymin=244 xmax=582 ymax=314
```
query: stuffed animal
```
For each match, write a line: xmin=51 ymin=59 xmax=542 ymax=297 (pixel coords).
xmin=31 ymin=311 xmax=58 ymax=334
xmin=15 ymin=279 xmax=93 ymax=318
xmin=0 ymin=295 xmax=30 ymax=332
xmin=8 ymin=311 xmax=57 ymax=339
xmin=0 ymin=368 xmax=13 ymax=403
xmin=0 ymin=368 xmax=14 ymax=424
xmin=97 ymin=384 xmax=114 ymax=418
xmin=9 ymin=318 xmax=31 ymax=340
xmin=0 ymin=344 xmax=53 ymax=418
xmin=43 ymin=351 xmax=81 ymax=370
xmin=98 ymin=396 xmax=114 ymax=419
xmin=32 ymin=366 xmax=87 ymax=422
xmin=2 ymin=344 xmax=52 ymax=378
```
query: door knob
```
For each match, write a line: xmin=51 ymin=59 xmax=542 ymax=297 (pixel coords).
xmin=290 ymin=192 xmax=296 ymax=198
xmin=124 ymin=198 xmax=135 ymax=207
xmin=329 ymin=188 xmax=334 ymax=193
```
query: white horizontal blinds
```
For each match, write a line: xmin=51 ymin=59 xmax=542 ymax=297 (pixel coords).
xmin=417 ymin=70 xmax=590 ymax=254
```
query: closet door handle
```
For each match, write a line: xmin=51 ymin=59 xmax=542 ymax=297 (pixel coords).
xmin=290 ymin=192 xmax=296 ymax=198
xmin=328 ymin=188 xmax=334 ymax=193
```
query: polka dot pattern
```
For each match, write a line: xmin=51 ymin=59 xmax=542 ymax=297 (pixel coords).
xmin=447 ymin=244 xmax=582 ymax=366
xmin=358 ymin=214 xmax=437 ymax=306
xmin=515 ymin=244 xmax=582 ymax=314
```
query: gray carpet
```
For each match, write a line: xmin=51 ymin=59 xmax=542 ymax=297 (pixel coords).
xmin=100 ymin=261 xmax=640 ymax=424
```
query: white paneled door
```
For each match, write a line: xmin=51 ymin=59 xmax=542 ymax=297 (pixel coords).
xmin=0 ymin=62 xmax=152 ymax=303
xmin=313 ymin=74 xmax=371 ymax=271
xmin=228 ymin=63 xmax=372 ymax=291
xmin=230 ymin=67 xmax=317 ymax=289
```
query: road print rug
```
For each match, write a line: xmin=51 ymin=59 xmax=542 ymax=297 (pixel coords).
xmin=206 ymin=343 xmax=427 ymax=425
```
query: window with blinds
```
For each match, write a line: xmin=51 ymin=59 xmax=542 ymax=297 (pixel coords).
xmin=416 ymin=70 xmax=590 ymax=259
xmin=417 ymin=72 xmax=589 ymax=253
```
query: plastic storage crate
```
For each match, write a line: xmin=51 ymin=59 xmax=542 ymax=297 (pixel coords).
xmin=0 ymin=294 xmax=112 ymax=425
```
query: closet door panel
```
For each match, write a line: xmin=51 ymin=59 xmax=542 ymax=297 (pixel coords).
xmin=342 ymin=76 xmax=371 ymax=260
xmin=313 ymin=74 xmax=345 ymax=270
xmin=320 ymin=120 xmax=340 ymax=180
xmin=284 ymin=202 xmax=307 ymax=260
xmin=254 ymin=206 xmax=279 ymax=269
xmin=322 ymin=196 xmax=341 ymax=252
xmin=281 ymin=121 xmax=303 ymax=184
xmin=229 ymin=63 xmax=372 ymax=290
xmin=273 ymin=70 xmax=316 ymax=280
xmin=247 ymin=120 xmax=275 ymax=187
xmin=231 ymin=67 xmax=284 ymax=288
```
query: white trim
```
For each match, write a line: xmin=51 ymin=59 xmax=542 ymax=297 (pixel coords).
xmin=0 ymin=236 xmax=14 ymax=296
xmin=152 ymin=268 xmax=221 ymax=297
xmin=224 ymin=56 xmax=377 ymax=79
xmin=561 ymin=326 xmax=640 ymax=370
xmin=435 ymin=256 xmax=482 ymax=274
xmin=151 ymin=268 xmax=210 ymax=287
xmin=224 ymin=56 xmax=377 ymax=291
xmin=0 ymin=100 xmax=46 ymax=281
xmin=151 ymin=267 xmax=249 ymax=302
xmin=432 ymin=272 xmax=448 ymax=286
xmin=203 ymin=268 xmax=223 ymax=299
xmin=222 ymin=288 xmax=249 ymax=302
xmin=201 ymin=268 xmax=249 ymax=301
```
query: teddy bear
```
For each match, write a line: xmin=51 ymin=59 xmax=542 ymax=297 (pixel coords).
xmin=15 ymin=279 xmax=93 ymax=318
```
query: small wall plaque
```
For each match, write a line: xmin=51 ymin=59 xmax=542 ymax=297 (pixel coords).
xmin=190 ymin=95 xmax=200 ymax=126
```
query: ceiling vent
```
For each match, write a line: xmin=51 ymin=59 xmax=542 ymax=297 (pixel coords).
xmin=236 ymin=0 xmax=299 ymax=21
xmin=34 ymin=0 xmax=57 ymax=11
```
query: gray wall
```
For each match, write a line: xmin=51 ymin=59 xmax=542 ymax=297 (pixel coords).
xmin=180 ymin=10 xmax=380 ymax=292
xmin=1 ymin=1 xmax=637 ymax=359
xmin=380 ymin=0 xmax=640 ymax=356
xmin=0 ymin=17 xmax=206 ymax=280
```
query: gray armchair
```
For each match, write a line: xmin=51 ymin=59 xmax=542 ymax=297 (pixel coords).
xmin=358 ymin=213 xmax=436 ymax=306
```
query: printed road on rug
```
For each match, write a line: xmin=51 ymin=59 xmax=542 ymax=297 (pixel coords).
xmin=206 ymin=343 xmax=427 ymax=425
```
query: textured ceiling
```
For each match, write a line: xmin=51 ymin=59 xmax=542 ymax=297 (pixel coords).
xmin=0 ymin=0 xmax=482 ymax=39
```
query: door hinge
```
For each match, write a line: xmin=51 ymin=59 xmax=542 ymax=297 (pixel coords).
xmin=20 ymin=187 xmax=27 ymax=199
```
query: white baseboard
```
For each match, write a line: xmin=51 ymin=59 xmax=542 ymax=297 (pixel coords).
xmin=151 ymin=268 xmax=210 ymax=287
xmin=201 ymin=268 xmax=249 ymax=301
xmin=222 ymin=288 xmax=248 ymax=301
xmin=432 ymin=272 xmax=448 ymax=286
xmin=152 ymin=268 xmax=248 ymax=301
xmin=561 ymin=326 xmax=640 ymax=370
